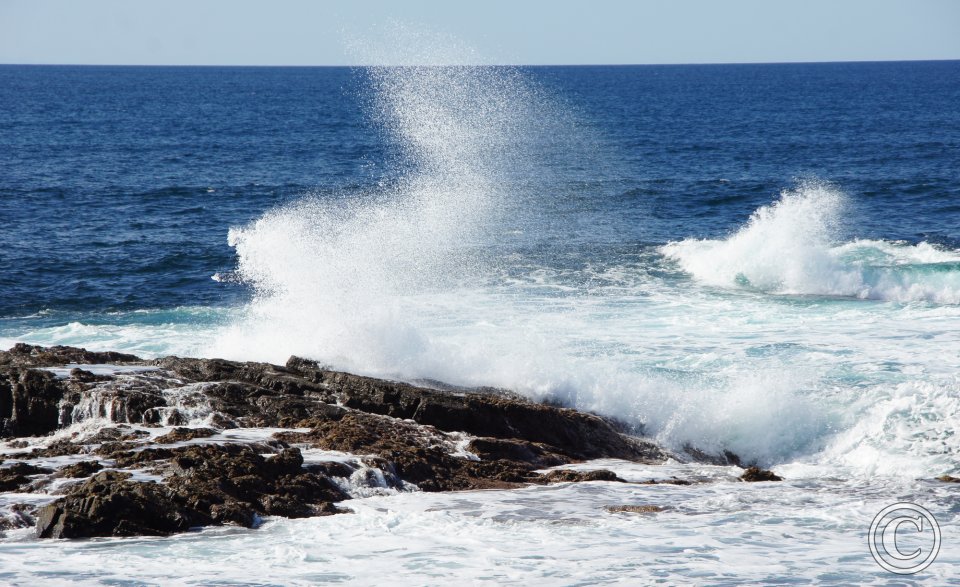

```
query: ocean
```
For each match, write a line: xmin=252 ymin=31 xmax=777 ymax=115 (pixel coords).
xmin=1 ymin=60 xmax=959 ymax=584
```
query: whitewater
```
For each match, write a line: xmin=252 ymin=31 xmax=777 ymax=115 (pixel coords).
xmin=2 ymin=46 xmax=959 ymax=583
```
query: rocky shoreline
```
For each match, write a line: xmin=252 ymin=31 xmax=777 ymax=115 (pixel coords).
xmin=0 ymin=344 xmax=777 ymax=540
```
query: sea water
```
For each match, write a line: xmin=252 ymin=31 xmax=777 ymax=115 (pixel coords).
xmin=1 ymin=56 xmax=959 ymax=583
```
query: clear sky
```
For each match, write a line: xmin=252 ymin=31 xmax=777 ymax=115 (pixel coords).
xmin=1 ymin=0 xmax=959 ymax=66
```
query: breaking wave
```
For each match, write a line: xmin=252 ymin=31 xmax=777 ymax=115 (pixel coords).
xmin=662 ymin=182 xmax=960 ymax=304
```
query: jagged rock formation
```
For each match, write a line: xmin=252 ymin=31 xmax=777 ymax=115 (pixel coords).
xmin=0 ymin=344 xmax=673 ymax=539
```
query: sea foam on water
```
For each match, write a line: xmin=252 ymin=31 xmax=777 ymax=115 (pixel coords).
xmin=208 ymin=47 xmax=960 ymax=473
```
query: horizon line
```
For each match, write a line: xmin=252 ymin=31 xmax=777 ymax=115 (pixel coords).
xmin=2 ymin=57 xmax=959 ymax=68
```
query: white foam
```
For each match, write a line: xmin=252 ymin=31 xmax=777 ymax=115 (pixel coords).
xmin=1 ymin=462 xmax=956 ymax=584
xmin=42 ymin=364 xmax=159 ymax=379
xmin=207 ymin=53 xmax=549 ymax=372
xmin=661 ymin=183 xmax=960 ymax=303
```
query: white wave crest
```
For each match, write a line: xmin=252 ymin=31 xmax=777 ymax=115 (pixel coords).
xmin=662 ymin=183 xmax=960 ymax=303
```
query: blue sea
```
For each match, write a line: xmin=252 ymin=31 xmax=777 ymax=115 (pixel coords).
xmin=2 ymin=61 xmax=959 ymax=584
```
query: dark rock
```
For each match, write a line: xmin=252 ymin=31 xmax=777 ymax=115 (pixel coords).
xmin=163 ymin=444 xmax=349 ymax=523
xmin=154 ymin=427 xmax=217 ymax=444
xmin=605 ymin=504 xmax=666 ymax=514
xmin=276 ymin=412 xmax=538 ymax=491
xmin=149 ymin=379 xmax=345 ymax=429
xmin=540 ymin=469 xmax=625 ymax=483
xmin=936 ymin=475 xmax=960 ymax=483
xmin=69 ymin=386 xmax=166 ymax=425
xmin=739 ymin=466 xmax=783 ymax=482
xmin=35 ymin=471 xmax=194 ymax=538
xmin=683 ymin=446 xmax=743 ymax=466
xmin=1 ymin=344 xmax=142 ymax=368
xmin=96 ymin=441 xmax=141 ymax=457
xmin=23 ymin=439 xmax=83 ymax=459
xmin=0 ymin=462 xmax=54 ymax=491
xmin=57 ymin=461 xmax=103 ymax=478
xmin=156 ymin=357 xmax=332 ymax=400
xmin=83 ymin=426 xmax=150 ymax=444
xmin=467 ymin=438 xmax=568 ymax=468
xmin=69 ymin=368 xmax=110 ymax=383
xmin=0 ymin=369 xmax=65 ymax=438
xmin=297 ymin=367 xmax=665 ymax=463
xmin=112 ymin=447 xmax=176 ymax=468
xmin=0 ymin=346 xmax=681 ymax=539
xmin=637 ymin=477 xmax=692 ymax=486
xmin=2 ymin=462 xmax=53 ymax=475
xmin=306 ymin=461 xmax=357 ymax=479
xmin=35 ymin=445 xmax=352 ymax=539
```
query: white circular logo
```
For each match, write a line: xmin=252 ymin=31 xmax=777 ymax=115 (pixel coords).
xmin=868 ymin=502 xmax=941 ymax=575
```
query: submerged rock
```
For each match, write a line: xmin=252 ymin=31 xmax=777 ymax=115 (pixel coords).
xmin=739 ymin=466 xmax=783 ymax=482
xmin=540 ymin=469 xmax=625 ymax=483
xmin=154 ymin=427 xmax=217 ymax=444
xmin=605 ymin=504 xmax=666 ymax=514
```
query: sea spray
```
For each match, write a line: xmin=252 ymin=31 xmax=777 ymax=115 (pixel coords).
xmin=212 ymin=52 xmax=555 ymax=372
xmin=662 ymin=182 xmax=960 ymax=302
xmin=207 ymin=56 xmax=960 ymax=470
xmin=214 ymin=89 xmax=823 ymax=466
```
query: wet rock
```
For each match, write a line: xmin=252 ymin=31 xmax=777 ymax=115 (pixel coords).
xmin=540 ymin=469 xmax=625 ymax=483
xmin=35 ymin=471 xmax=194 ymax=538
xmin=306 ymin=461 xmax=357 ymax=479
xmin=112 ymin=447 xmax=176 ymax=468
xmin=0 ymin=346 xmax=685 ymax=539
xmin=154 ymin=427 xmax=217 ymax=444
xmin=22 ymin=439 xmax=83 ymax=459
xmin=69 ymin=368 xmax=111 ymax=383
xmin=95 ymin=441 xmax=141 ymax=457
xmin=0 ymin=344 xmax=142 ymax=368
xmin=57 ymin=461 xmax=103 ymax=478
xmin=637 ymin=478 xmax=692 ymax=486
xmin=936 ymin=475 xmax=960 ymax=483
xmin=0 ymin=462 xmax=53 ymax=491
xmin=156 ymin=357 xmax=333 ymax=401
xmin=467 ymin=438 xmax=568 ymax=468
xmin=65 ymin=385 xmax=167 ymax=426
xmin=145 ymin=378 xmax=345 ymax=429
xmin=0 ymin=369 xmax=66 ymax=438
xmin=83 ymin=425 xmax=150 ymax=444
xmin=35 ymin=445 xmax=352 ymax=539
xmin=276 ymin=412 xmax=538 ymax=491
xmin=285 ymin=362 xmax=666 ymax=463
xmin=739 ymin=466 xmax=783 ymax=482
xmin=605 ymin=504 xmax=666 ymax=514
xmin=278 ymin=413 xmax=634 ymax=491
xmin=0 ymin=470 xmax=30 ymax=491
xmin=1 ymin=503 xmax=38 ymax=530
xmin=683 ymin=446 xmax=743 ymax=466
xmin=163 ymin=444 xmax=349 ymax=524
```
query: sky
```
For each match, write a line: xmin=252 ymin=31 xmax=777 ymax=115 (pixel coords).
xmin=1 ymin=0 xmax=959 ymax=66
